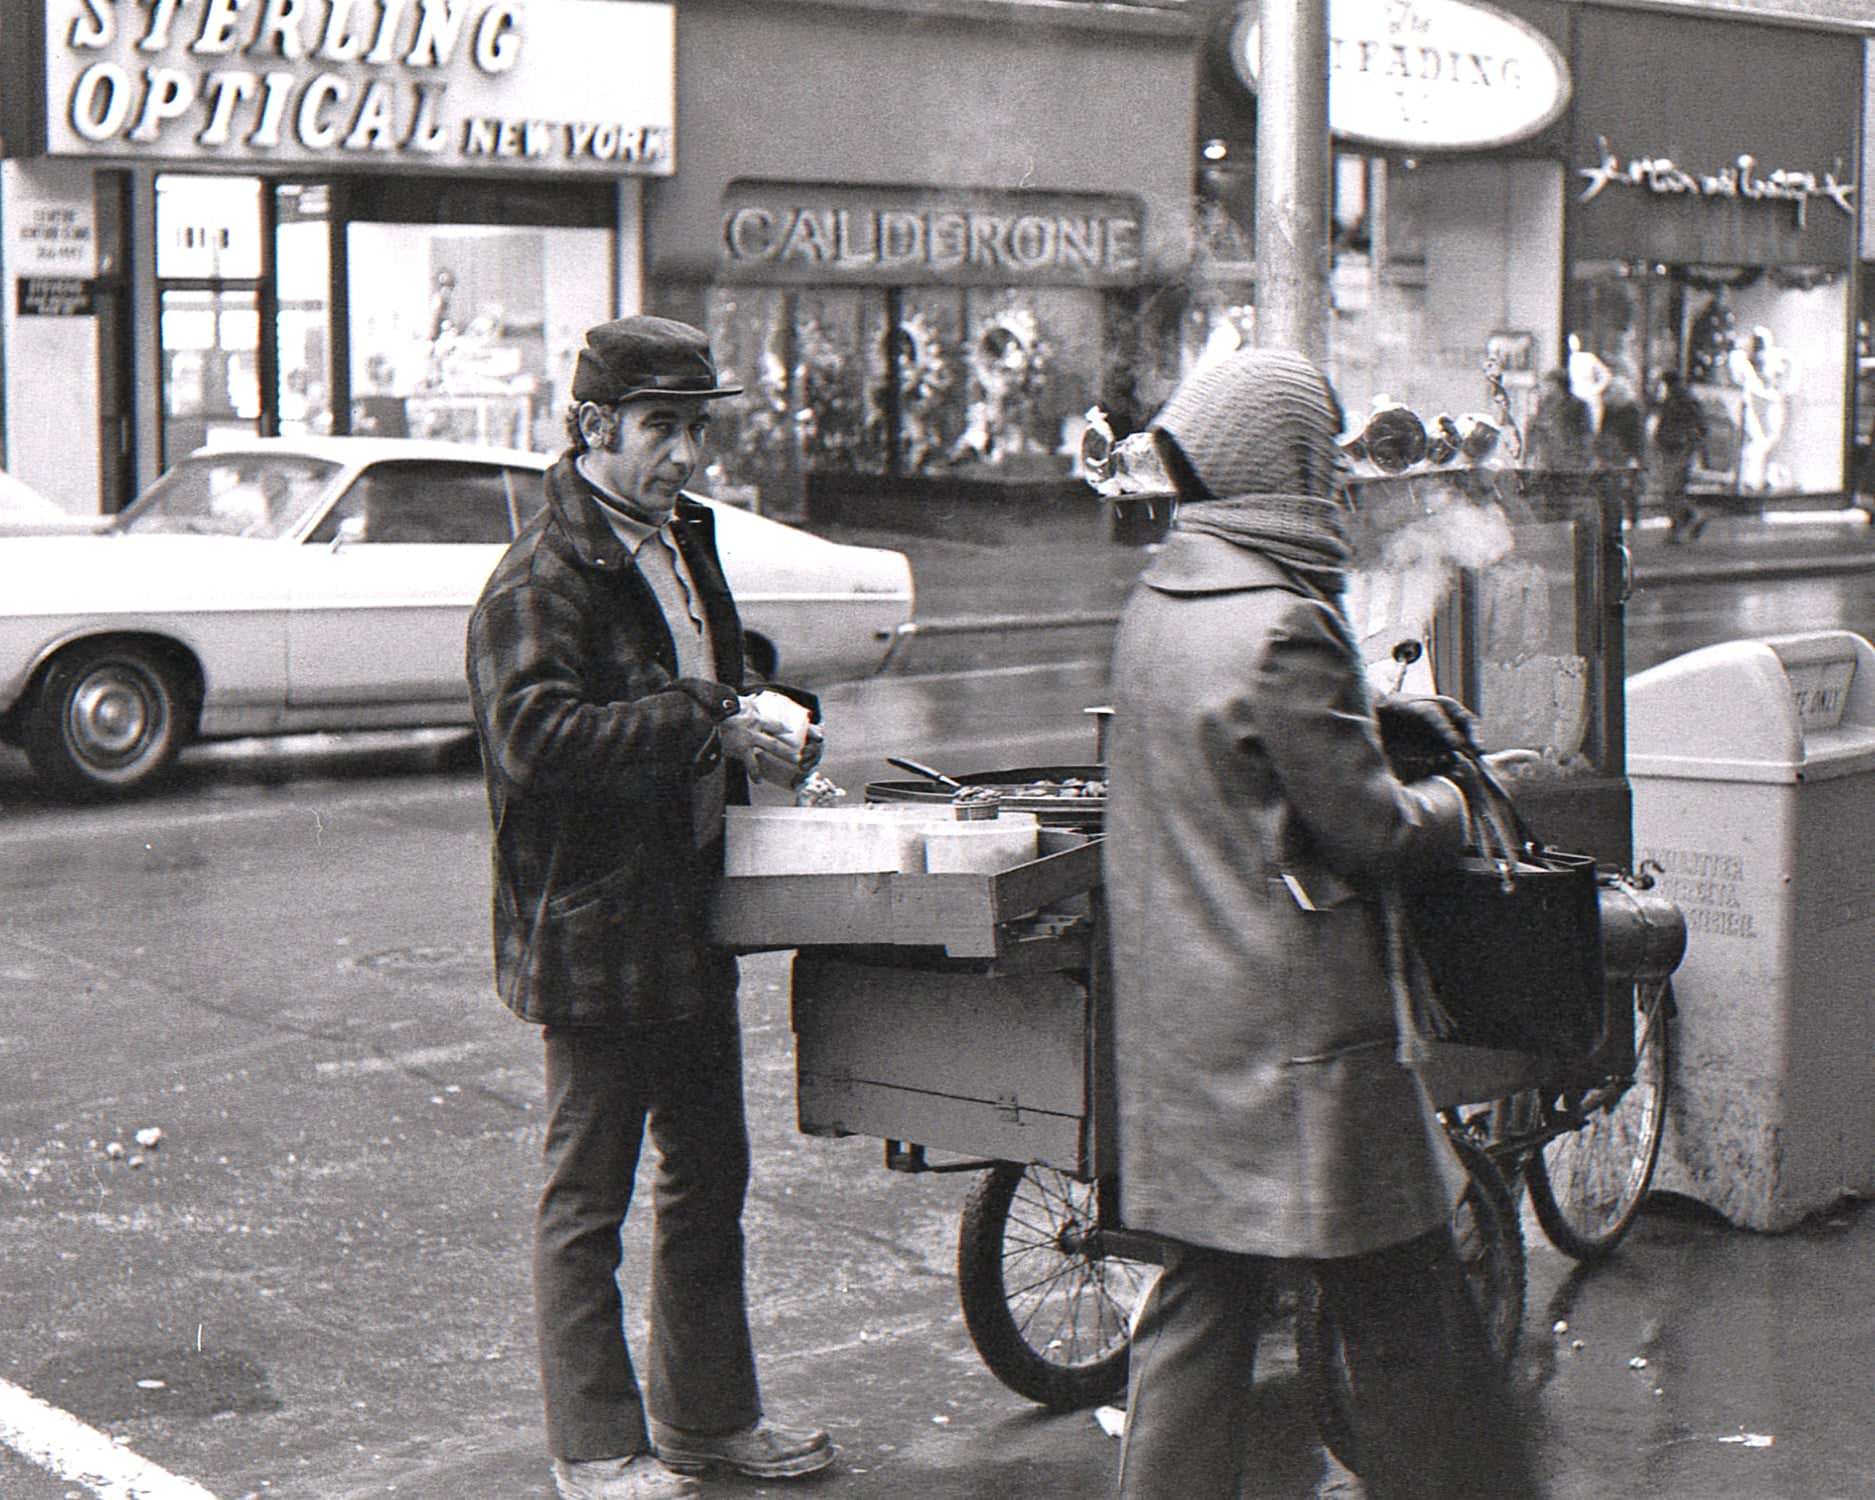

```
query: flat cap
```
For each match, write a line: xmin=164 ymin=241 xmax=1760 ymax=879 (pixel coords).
xmin=571 ymin=315 xmax=743 ymax=404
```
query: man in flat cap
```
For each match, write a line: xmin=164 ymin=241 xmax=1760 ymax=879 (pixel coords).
xmin=468 ymin=315 xmax=833 ymax=1500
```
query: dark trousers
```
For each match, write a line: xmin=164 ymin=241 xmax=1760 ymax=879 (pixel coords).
xmin=1118 ymin=1230 xmax=1541 ymax=1499
xmin=535 ymin=1005 xmax=762 ymax=1461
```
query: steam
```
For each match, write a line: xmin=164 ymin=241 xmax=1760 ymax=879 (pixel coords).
xmin=1345 ymin=485 xmax=1517 ymax=692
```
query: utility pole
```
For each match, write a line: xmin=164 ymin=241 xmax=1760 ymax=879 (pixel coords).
xmin=1253 ymin=0 xmax=1331 ymax=364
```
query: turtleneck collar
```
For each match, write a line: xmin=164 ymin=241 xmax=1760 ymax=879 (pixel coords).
xmin=575 ymin=453 xmax=667 ymax=538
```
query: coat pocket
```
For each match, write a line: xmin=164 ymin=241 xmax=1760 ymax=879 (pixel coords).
xmin=546 ymin=862 xmax=634 ymax=919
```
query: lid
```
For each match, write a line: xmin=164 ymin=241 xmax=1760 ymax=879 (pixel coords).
xmin=1628 ymin=630 xmax=1875 ymax=784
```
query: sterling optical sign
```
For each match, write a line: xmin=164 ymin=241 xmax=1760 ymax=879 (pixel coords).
xmin=1232 ymin=0 xmax=1571 ymax=152
xmin=41 ymin=0 xmax=676 ymax=174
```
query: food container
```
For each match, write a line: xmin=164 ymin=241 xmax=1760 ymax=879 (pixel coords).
xmin=726 ymin=806 xmax=935 ymax=877
xmin=723 ymin=810 xmax=907 ymax=877
xmin=921 ymin=813 xmax=1040 ymax=874
xmin=748 ymin=690 xmax=814 ymax=757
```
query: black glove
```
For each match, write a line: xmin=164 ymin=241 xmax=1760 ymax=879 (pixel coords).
xmin=1375 ymin=694 xmax=1481 ymax=781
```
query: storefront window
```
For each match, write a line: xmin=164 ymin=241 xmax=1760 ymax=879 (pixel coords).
xmin=346 ymin=222 xmax=611 ymax=454
xmin=275 ymin=184 xmax=331 ymax=439
xmin=1854 ymin=294 xmax=1875 ymax=502
xmin=1328 ymin=155 xmax=1561 ymax=444
xmin=1568 ymin=263 xmax=1846 ymax=497
xmin=703 ymin=284 xmax=1110 ymax=518
xmin=156 ymin=175 xmax=262 ymax=281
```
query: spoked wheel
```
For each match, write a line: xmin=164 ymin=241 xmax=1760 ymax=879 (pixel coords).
xmin=1297 ymin=1130 xmax=1526 ymax=1475
xmin=1527 ymin=978 xmax=1673 ymax=1261
xmin=956 ymin=1162 xmax=1158 ymax=1411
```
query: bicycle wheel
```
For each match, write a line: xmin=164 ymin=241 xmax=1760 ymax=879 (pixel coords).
xmin=956 ymin=1162 xmax=1157 ymax=1411
xmin=1528 ymin=978 xmax=1672 ymax=1261
xmin=1298 ymin=1130 xmax=1526 ymax=1475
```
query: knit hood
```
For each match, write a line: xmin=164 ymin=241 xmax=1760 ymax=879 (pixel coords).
xmin=1149 ymin=347 xmax=1352 ymax=582
xmin=1151 ymin=347 xmax=1346 ymax=501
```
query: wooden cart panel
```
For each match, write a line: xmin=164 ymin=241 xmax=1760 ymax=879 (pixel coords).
xmin=792 ymin=952 xmax=1091 ymax=1172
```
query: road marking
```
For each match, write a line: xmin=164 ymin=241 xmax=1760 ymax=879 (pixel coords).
xmin=0 ymin=1376 xmax=221 ymax=1499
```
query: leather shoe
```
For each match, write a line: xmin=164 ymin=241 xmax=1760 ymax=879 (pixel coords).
xmin=551 ymin=1454 xmax=700 ymax=1500
xmin=649 ymin=1416 xmax=835 ymax=1478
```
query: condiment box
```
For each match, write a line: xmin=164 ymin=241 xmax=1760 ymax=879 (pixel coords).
xmin=725 ymin=805 xmax=1041 ymax=878
xmin=724 ymin=805 xmax=932 ymax=877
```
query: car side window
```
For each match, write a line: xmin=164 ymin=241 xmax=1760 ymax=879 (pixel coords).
xmin=505 ymin=467 xmax=548 ymax=535
xmin=306 ymin=461 xmax=514 ymax=545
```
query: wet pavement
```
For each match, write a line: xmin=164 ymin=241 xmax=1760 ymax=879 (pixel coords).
xmin=5 ymin=503 xmax=1875 ymax=1497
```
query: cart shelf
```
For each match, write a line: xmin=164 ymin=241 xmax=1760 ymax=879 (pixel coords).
xmin=709 ymin=831 xmax=1101 ymax=959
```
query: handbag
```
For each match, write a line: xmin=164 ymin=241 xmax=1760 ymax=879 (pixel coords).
xmin=1396 ymin=763 xmax=1607 ymax=1066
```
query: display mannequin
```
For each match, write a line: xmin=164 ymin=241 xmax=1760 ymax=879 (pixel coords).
xmin=1566 ymin=333 xmax=1611 ymax=435
xmin=1729 ymin=326 xmax=1797 ymax=492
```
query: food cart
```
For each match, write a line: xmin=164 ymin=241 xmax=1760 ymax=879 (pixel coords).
xmin=709 ymin=463 xmax=1684 ymax=1465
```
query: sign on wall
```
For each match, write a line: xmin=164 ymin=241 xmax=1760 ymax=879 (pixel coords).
xmin=720 ymin=183 xmax=1146 ymax=288
xmin=1577 ymin=136 xmax=1855 ymax=229
xmin=1231 ymin=0 xmax=1571 ymax=152
xmin=2 ymin=158 xmax=99 ymax=278
xmin=16 ymin=276 xmax=96 ymax=315
xmin=40 ymin=0 xmax=675 ymax=174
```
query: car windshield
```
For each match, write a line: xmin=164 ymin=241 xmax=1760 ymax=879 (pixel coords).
xmin=116 ymin=454 xmax=341 ymax=538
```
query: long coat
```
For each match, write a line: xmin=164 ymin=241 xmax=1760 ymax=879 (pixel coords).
xmin=1104 ymin=531 xmax=1468 ymax=1259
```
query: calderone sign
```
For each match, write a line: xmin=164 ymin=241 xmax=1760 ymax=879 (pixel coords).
xmin=1232 ymin=0 xmax=1571 ymax=151
xmin=39 ymin=0 xmax=676 ymax=173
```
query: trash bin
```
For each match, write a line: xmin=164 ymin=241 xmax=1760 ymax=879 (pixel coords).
xmin=1628 ymin=629 xmax=1875 ymax=1230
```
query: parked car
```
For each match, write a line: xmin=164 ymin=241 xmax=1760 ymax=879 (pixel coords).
xmin=0 ymin=469 xmax=109 ymax=537
xmin=0 ymin=438 xmax=914 ymax=797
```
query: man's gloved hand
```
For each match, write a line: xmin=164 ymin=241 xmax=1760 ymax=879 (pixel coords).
xmin=1375 ymin=693 xmax=1481 ymax=781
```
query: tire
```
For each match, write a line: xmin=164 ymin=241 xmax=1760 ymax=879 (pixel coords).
xmin=1298 ymin=1130 xmax=1526 ymax=1475
xmin=1527 ymin=979 xmax=1672 ymax=1261
xmin=24 ymin=640 xmax=189 ymax=798
xmin=956 ymin=1163 xmax=1156 ymax=1411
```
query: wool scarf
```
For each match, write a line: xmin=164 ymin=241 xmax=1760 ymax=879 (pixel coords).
xmin=1172 ymin=492 xmax=1352 ymax=584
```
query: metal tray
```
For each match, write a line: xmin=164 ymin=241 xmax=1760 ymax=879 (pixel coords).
xmin=864 ymin=763 xmax=1106 ymax=829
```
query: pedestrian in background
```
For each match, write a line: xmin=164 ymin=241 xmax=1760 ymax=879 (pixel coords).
xmin=1595 ymin=374 xmax=1647 ymax=528
xmin=1101 ymin=347 xmax=1542 ymax=1500
xmin=1525 ymin=366 xmax=1593 ymax=469
xmin=1594 ymin=375 xmax=1645 ymax=471
xmin=1652 ymin=371 xmax=1710 ymax=543
xmin=467 ymin=316 xmax=834 ymax=1500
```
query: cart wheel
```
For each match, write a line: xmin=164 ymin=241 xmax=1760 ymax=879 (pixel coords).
xmin=956 ymin=1163 xmax=1155 ymax=1411
xmin=1528 ymin=978 xmax=1672 ymax=1261
xmin=1297 ymin=1130 xmax=1525 ymax=1476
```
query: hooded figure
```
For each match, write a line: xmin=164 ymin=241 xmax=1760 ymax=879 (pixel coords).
xmin=1103 ymin=348 xmax=1541 ymax=1500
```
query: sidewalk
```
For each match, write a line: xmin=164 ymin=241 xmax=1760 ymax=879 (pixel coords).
xmin=825 ymin=505 xmax=1875 ymax=632
xmin=1626 ymin=508 xmax=1875 ymax=585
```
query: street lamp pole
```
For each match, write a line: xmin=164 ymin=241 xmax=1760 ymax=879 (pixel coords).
xmin=1253 ymin=0 xmax=1331 ymax=364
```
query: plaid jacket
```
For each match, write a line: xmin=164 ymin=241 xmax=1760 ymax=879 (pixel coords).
xmin=466 ymin=454 xmax=754 ymax=1028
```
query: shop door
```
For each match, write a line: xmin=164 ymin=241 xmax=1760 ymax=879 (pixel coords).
xmin=155 ymin=175 xmax=267 ymax=466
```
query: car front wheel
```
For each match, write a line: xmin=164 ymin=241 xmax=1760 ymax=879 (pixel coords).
xmin=25 ymin=641 xmax=189 ymax=798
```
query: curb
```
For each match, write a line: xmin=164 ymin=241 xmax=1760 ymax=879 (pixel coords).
xmin=1633 ymin=550 xmax=1875 ymax=587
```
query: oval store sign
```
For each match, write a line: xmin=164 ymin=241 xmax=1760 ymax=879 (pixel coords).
xmin=1232 ymin=0 xmax=1571 ymax=152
